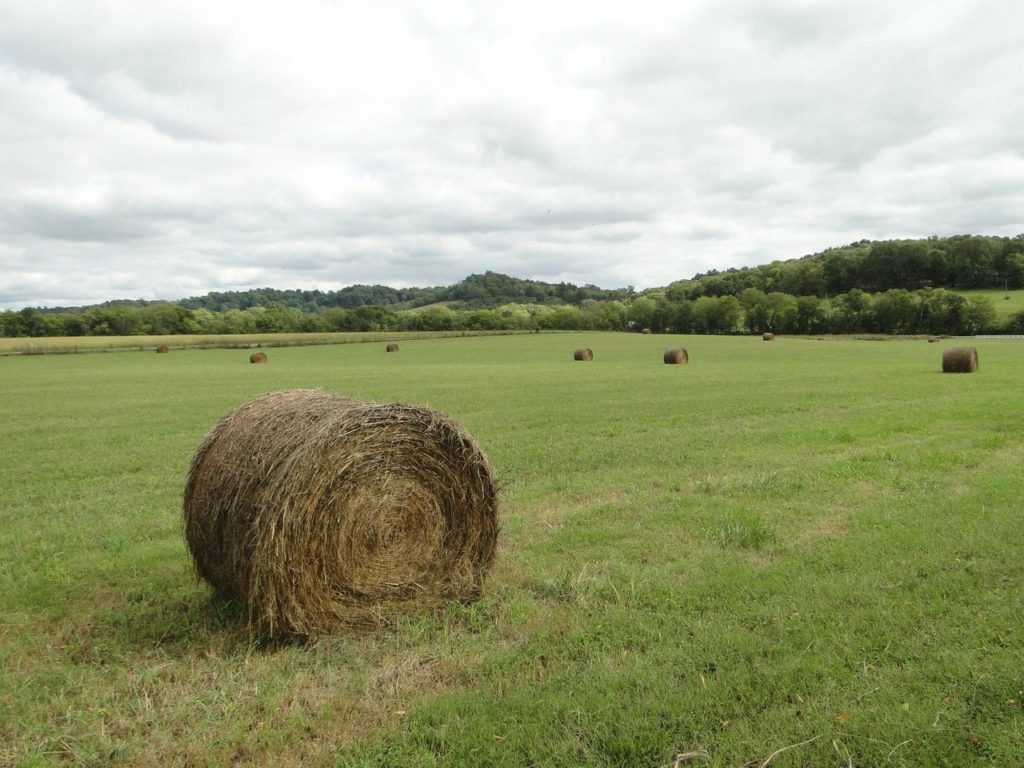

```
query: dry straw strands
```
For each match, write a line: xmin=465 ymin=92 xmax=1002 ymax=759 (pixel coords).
xmin=386 ymin=343 xmax=400 ymax=352
xmin=183 ymin=389 xmax=499 ymax=636
xmin=762 ymin=333 xmax=775 ymax=341
xmin=664 ymin=348 xmax=689 ymax=364
xmin=155 ymin=345 xmax=170 ymax=353
xmin=249 ymin=351 xmax=268 ymax=364
xmin=573 ymin=348 xmax=594 ymax=361
xmin=942 ymin=346 xmax=979 ymax=373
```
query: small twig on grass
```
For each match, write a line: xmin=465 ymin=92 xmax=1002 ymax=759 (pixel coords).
xmin=833 ymin=739 xmax=853 ymax=767
xmin=756 ymin=735 xmax=822 ymax=768
xmin=886 ymin=739 xmax=912 ymax=759
xmin=668 ymin=750 xmax=711 ymax=766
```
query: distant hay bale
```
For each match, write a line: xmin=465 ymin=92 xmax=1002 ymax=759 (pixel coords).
xmin=573 ymin=348 xmax=594 ymax=361
xmin=249 ymin=352 xmax=268 ymax=364
xmin=762 ymin=333 xmax=775 ymax=341
xmin=663 ymin=348 xmax=689 ymax=364
xmin=942 ymin=346 xmax=979 ymax=373
xmin=642 ymin=328 xmax=652 ymax=335
xmin=155 ymin=345 xmax=170 ymax=353
xmin=182 ymin=389 xmax=499 ymax=636
xmin=927 ymin=335 xmax=941 ymax=343
xmin=386 ymin=343 xmax=399 ymax=352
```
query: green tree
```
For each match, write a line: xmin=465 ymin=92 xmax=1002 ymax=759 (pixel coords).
xmin=738 ymin=288 xmax=768 ymax=333
xmin=831 ymin=289 xmax=871 ymax=332
xmin=795 ymin=296 xmax=827 ymax=333
xmin=764 ymin=292 xmax=799 ymax=333
xmin=962 ymin=295 xmax=998 ymax=334
xmin=951 ymin=237 xmax=996 ymax=288
xmin=870 ymin=289 xmax=917 ymax=334
xmin=626 ymin=297 xmax=657 ymax=331
xmin=583 ymin=300 xmax=627 ymax=331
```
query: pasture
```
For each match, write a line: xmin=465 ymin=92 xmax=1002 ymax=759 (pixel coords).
xmin=1 ymin=333 xmax=1022 ymax=766
xmin=955 ymin=288 xmax=1024 ymax=323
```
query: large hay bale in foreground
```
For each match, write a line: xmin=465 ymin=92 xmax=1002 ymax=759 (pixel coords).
xmin=249 ymin=351 xmax=268 ymax=364
xmin=183 ymin=389 xmax=499 ymax=635
xmin=762 ymin=333 xmax=775 ymax=341
xmin=663 ymin=348 xmax=689 ymax=364
xmin=155 ymin=345 xmax=170 ymax=353
xmin=942 ymin=346 xmax=979 ymax=373
xmin=386 ymin=343 xmax=399 ymax=352
xmin=573 ymin=348 xmax=594 ymax=361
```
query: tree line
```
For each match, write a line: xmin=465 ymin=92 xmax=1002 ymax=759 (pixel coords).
xmin=4 ymin=285 xmax=1020 ymax=338
xmin=4 ymin=235 xmax=1024 ymax=338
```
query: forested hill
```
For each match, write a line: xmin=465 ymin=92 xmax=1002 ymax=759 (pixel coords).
xmin=60 ymin=233 xmax=1024 ymax=315
xmin=44 ymin=271 xmax=637 ymax=314
xmin=678 ymin=233 xmax=1024 ymax=299
xmin=8 ymin=233 xmax=1024 ymax=338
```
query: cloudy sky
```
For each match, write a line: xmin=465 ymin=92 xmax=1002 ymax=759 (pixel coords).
xmin=1 ymin=0 xmax=1022 ymax=309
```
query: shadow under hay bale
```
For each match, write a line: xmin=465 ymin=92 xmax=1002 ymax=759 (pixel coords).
xmin=183 ymin=389 xmax=499 ymax=636
xmin=249 ymin=352 xmax=268 ymax=364
xmin=942 ymin=346 xmax=979 ymax=373
xmin=573 ymin=348 xmax=594 ymax=361
xmin=762 ymin=333 xmax=775 ymax=341
xmin=155 ymin=345 xmax=170 ymax=353
xmin=386 ymin=343 xmax=399 ymax=352
xmin=663 ymin=348 xmax=689 ymax=364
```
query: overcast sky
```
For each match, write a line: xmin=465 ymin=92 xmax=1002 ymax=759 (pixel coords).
xmin=1 ymin=0 xmax=1022 ymax=309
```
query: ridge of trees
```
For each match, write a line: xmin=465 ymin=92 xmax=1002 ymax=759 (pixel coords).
xmin=678 ymin=233 xmax=1024 ymax=299
xmin=5 ymin=234 xmax=1024 ymax=338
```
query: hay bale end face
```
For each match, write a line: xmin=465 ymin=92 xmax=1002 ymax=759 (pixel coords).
xmin=663 ymin=348 xmax=689 ymax=364
xmin=762 ymin=333 xmax=775 ymax=341
xmin=386 ymin=343 xmax=399 ymax=352
xmin=155 ymin=345 xmax=170 ymax=353
xmin=183 ymin=389 xmax=499 ymax=636
xmin=942 ymin=346 xmax=979 ymax=373
xmin=573 ymin=348 xmax=594 ymax=361
xmin=249 ymin=351 xmax=268 ymax=364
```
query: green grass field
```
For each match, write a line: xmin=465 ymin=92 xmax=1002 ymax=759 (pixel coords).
xmin=0 ymin=329 xmax=522 ymax=357
xmin=2 ymin=333 xmax=1022 ymax=766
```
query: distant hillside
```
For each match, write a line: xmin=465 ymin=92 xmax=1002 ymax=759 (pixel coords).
xmin=24 ymin=233 xmax=1024 ymax=319
xmin=34 ymin=271 xmax=635 ymax=314
xmin=669 ymin=233 xmax=1024 ymax=299
xmin=9 ymin=235 xmax=1024 ymax=338
xmin=177 ymin=284 xmax=443 ymax=312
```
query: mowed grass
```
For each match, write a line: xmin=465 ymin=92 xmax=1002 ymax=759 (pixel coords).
xmin=1 ymin=333 xmax=1022 ymax=767
xmin=0 ymin=330 xmax=520 ymax=357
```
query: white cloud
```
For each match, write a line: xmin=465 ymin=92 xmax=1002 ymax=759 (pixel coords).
xmin=1 ymin=0 xmax=1022 ymax=309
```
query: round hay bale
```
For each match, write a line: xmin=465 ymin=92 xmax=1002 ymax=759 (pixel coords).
xmin=155 ymin=344 xmax=170 ymax=353
xmin=386 ymin=343 xmax=399 ymax=352
xmin=641 ymin=328 xmax=652 ymax=335
xmin=249 ymin=351 xmax=268 ymax=364
xmin=927 ymin=335 xmax=940 ymax=343
xmin=762 ymin=333 xmax=775 ymax=341
xmin=663 ymin=348 xmax=689 ymax=364
xmin=942 ymin=346 xmax=979 ymax=373
xmin=573 ymin=348 xmax=594 ymax=361
xmin=183 ymin=389 xmax=499 ymax=635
